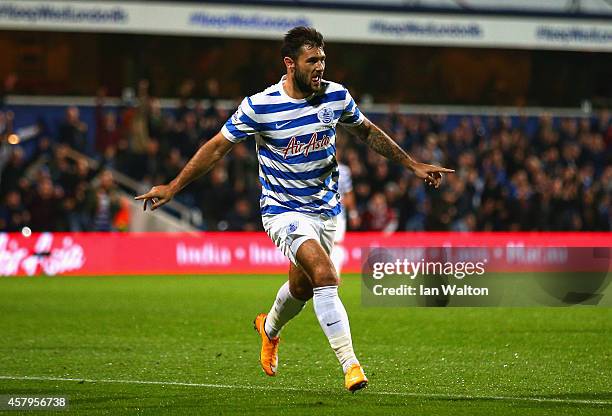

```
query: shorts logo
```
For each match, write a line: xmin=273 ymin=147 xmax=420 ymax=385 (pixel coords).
xmin=287 ymin=221 xmax=299 ymax=234
xmin=317 ymin=107 xmax=334 ymax=125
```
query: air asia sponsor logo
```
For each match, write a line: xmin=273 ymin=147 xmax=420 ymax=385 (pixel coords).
xmin=282 ymin=132 xmax=331 ymax=159
xmin=0 ymin=233 xmax=85 ymax=276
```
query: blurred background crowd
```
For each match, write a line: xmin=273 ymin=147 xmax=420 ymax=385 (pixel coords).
xmin=1 ymin=75 xmax=610 ymax=233
xmin=1 ymin=0 xmax=611 ymax=234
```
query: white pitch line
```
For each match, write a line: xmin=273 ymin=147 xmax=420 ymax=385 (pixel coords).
xmin=0 ymin=375 xmax=610 ymax=406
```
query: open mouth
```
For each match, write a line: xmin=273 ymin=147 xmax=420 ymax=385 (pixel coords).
xmin=312 ymin=74 xmax=321 ymax=85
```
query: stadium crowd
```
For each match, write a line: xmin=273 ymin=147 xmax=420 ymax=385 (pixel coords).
xmin=0 ymin=80 xmax=610 ymax=232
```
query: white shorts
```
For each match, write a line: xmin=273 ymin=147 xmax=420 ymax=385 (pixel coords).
xmin=334 ymin=211 xmax=347 ymax=243
xmin=262 ymin=212 xmax=338 ymax=265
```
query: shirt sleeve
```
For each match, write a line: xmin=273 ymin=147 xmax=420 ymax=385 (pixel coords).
xmin=338 ymin=89 xmax=364 ymax=126
xmin=338 ymin=164 xmax=353 ymax=194
xmin=221 ymin=97 xmax=261 ymax=143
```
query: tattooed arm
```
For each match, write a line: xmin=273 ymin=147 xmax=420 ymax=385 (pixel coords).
xmin=135 ymin=131 xmax=235 ymax=210
xmin=342 ymin=117 xmax=454 ymax=188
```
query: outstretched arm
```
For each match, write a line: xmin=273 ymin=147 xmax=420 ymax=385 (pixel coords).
xmin=135 ymin=132 xmax=235 ymax=210
xmin=342 ymin=117 xmax=454 ymax=188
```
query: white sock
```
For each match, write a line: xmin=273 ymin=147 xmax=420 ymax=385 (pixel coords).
xmin=264 ymin=281 xmax=306 ymax=339
xmin=330 ymin=244 xmax=345 ymax=276
xmin=312 ymin=285 xmax=359 ymax=373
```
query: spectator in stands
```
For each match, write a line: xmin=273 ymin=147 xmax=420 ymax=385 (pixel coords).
xmin=226 ymin=198 xmax=261 ymax=231
xmin=176 ymin=78 xmax=196 ymax=121
xmin=147 ymin=98 xmax=164 ymax=142
xmin=174 ymin=111 xmax=201 ymax=158
xmin=58 ymin=157 xmax=94 ymax=198
xmin=4 ymin=81 xmax=610 ymax=234
xmin=89 ymin=170 xmax=121 ymax=232
xmin=58 ymin=106 xmax=88 ymax=154
xmin=161 ymin=148 xmax=184 ymax=184
xmin=26 ymin=175 xmax=63 ymax=232
xmin=62 ymin=158 xmax=96 ymax=232
xmin=0 ymin=190 xmax=30 ymax=232
xmin=0 ymin=145 xmax=28 ymax=197
xmin=227 ymin=143 xmax=258 ymax=191
xmin=361 ymin=192 xmax=398 ymax=233
xmin=113 ymin=138 xmax=134 ymax=178
xmin=65 ymin=180 xmax=93 ymax=232
xmin=398 ymin=176 xmax=428 ymax=231
xmin=201 ymin=163 xmax=234 ymax=230
xmin=135 ymin=138 xmax=164 ymax=186
xmin=95 ymin=90 xmax=121 ymax=155
xmin=128 ymin=80 xmax=151 ymax=155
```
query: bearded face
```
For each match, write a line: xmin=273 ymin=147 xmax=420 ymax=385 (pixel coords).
xmin=291 ymin=46 xmax=325 ymax=95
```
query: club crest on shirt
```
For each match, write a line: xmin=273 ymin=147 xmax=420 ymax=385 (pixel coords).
xmin=282 ymin=132 xmax=331 ymax=159
xmin=317 ymin=106 xmax=334 ymax=125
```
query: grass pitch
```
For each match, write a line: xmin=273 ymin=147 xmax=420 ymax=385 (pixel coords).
xmin=0 ymin=275 xmax=610 ymax=415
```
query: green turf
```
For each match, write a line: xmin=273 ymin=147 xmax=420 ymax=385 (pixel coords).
xmin=0 ymin=275 xmax=610 ymax=415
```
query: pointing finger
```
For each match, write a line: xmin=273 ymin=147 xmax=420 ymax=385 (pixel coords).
xmin=431 ymin=167 xmax=455 ymax=173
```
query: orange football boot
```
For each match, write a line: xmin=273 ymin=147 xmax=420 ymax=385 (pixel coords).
xmin=345 ymin=364 xmax=368 ymax=392
xmin=253 ymin=313 xmax=279 ymax=376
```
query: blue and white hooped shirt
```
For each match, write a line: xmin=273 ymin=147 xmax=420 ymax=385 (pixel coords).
xmin=221 ymin=76 xmax=364 ymax=217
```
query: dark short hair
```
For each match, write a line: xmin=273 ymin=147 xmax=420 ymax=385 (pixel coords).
xmin=281 ymin=26 xmax=324 ymax=60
